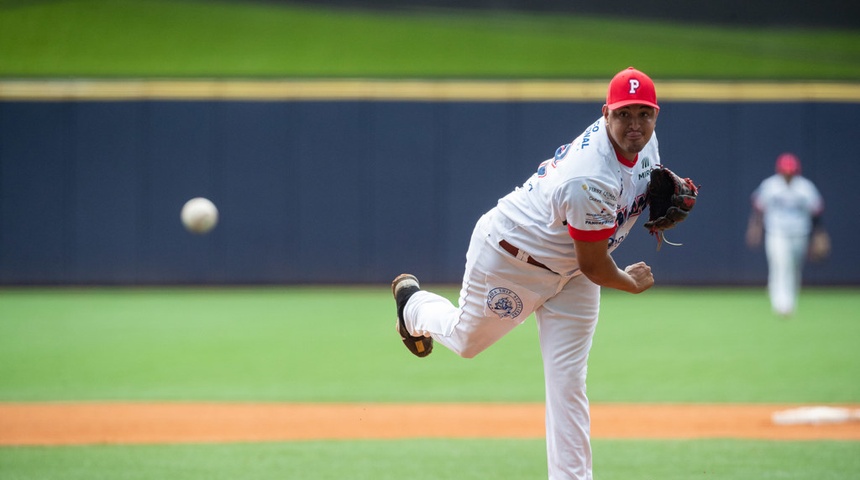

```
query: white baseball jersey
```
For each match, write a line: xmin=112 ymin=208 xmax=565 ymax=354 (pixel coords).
xmin=752 ymin=174 xmax=823 ymax=236
xmin=493 ymin=116 xmax=658 ymax=276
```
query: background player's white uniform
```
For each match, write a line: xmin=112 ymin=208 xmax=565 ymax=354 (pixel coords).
xmin=403 ymin=116 xmax=658 ymax=479
xmin=751 ymin=173 xmax=823 ymax=315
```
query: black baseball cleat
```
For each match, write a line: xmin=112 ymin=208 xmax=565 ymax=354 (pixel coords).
xmin=391 ymin=273 xmax=433 ymax=357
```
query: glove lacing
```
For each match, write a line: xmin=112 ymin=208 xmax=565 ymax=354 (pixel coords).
xmin=654 ymin=231 xmax=683 ymax=251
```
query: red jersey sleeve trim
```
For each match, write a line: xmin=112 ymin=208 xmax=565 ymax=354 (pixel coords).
xmin=568 ymin=224 xmax=617 ymax=242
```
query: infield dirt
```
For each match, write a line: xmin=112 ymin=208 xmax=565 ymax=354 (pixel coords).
xmin=1 ymin=403 xmax=859 ymax=445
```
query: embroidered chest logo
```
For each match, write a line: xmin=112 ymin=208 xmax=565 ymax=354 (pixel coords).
xmin=487 ymin=287 xmax=524 ymax=319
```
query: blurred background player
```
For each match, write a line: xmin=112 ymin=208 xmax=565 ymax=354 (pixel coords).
xmin=746 ymin=152 xmax=830 ymax=316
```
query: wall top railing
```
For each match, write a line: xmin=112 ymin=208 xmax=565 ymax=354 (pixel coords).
xmin=2 ymin=79 xmax=860 ymax=103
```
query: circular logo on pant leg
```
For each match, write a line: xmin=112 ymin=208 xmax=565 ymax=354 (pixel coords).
xmin=487 ymin=287 xmax=523 ymax=319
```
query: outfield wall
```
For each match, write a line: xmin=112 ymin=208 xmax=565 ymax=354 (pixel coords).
xmin=1 ymin=81 xmax=857 ymax=285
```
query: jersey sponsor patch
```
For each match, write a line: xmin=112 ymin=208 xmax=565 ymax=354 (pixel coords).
xmin=582 ymin=183 xmax=618 ymax=203
xmin=487 ymin=287 xmax=524 ymax=319
xmin=566 ymin=178 xmax=620 ymax=241
xmin=585 ymin=210 xmax=616 ymax=226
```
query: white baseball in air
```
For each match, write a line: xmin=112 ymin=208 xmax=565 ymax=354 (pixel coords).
xmin=181 ymin=197 xmax=219 ymax=234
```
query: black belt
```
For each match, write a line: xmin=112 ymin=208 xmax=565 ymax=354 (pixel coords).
xmin=499 ymin=240 xmax=552 ymax=272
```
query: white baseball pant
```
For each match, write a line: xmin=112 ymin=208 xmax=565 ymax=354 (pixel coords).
xmin=765 ymin=232 xmax=808 ymax=315
xmin=403 ymin=209 xmax=601 ymax=480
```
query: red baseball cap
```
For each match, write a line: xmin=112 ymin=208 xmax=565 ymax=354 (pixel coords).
xmin=775 ymin=152 xmax=801 ymax=175
xmin=606 ymin=67 xmax=659 ymax=110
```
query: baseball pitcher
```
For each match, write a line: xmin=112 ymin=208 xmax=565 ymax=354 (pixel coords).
xmin=391 ymin=67 xmax=697 ymax=480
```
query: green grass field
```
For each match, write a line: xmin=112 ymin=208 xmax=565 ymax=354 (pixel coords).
xmin=1 ymin=287 xmax=859 ymax=479
xmin=1 ymin=439 xmax=857 ymax=480
xmin=0 ymin=0 xmax=859 ymax=79
xmin=2 ymin=287 xmax=859 ymax=404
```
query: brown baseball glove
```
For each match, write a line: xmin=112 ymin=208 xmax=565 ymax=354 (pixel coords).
xmin=643 ymin=165 xmax=699 ymax=248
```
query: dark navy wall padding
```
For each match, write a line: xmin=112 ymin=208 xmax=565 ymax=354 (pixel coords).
xmin=1 ymin=99 xmax=856 ymax=285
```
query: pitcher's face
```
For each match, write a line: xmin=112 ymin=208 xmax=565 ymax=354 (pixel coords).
xmin=602 ymin=104 xmax=658 ymax=160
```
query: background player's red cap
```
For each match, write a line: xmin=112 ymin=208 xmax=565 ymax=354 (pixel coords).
xmin=775 ymin=152 xmax=801 ymax=175
xmin=606 ymin=67 xmax=659 ymax=110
